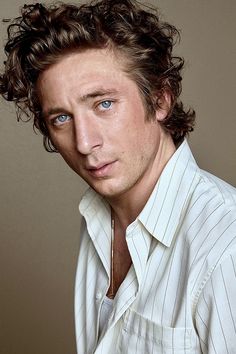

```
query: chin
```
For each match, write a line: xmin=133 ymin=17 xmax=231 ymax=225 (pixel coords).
xmin=93 ymin=181 xmax=133 ymax=201
xmin=89 ymin=180 xmax=120 ymax=197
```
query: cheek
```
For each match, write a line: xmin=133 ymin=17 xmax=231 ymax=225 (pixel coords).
xmin=49 ymin=127 xmax=74 ymax=149
xmin=129 ymin=125 xmax=157 ymax=149
xmin=58 ymin=149 xmax=83 ymax=176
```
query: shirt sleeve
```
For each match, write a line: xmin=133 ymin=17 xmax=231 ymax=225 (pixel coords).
xmin=195 ymin=251 xmax=236 ymax=354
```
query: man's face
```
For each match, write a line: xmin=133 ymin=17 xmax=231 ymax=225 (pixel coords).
xmin=37 ymin=49 xmax=172 ymax=201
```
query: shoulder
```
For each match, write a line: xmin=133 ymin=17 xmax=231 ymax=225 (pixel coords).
xmin=199 ymin=169 xmax=236 ymax=207
xmin=187 ymin=168 xmax=236 ymax=227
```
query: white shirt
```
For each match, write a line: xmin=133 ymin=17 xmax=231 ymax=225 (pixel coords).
xmin=74 ymin=140 xmax=236 ymax=354
xmin=99 ymin=297 xmax=114 ymax=337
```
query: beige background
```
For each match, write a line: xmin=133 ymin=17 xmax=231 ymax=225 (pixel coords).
xmin=0 ymin=1 xmax=235 ymax=353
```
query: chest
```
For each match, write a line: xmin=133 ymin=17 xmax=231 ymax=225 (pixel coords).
xmin=89 ymin=239 xmax=200 ymax=353
xmin=106 ymin=228 xmax=132 ymax=298
xmin=75 ymin=226 xmax=205 ymax=354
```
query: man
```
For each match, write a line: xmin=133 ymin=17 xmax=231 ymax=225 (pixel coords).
xmin=0 ymin=0 xmax=236 ymax=353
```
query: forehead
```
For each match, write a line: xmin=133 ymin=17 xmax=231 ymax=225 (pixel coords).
xmin=36 ymin=48 xmax=139 ymax=102
xmin=35 ymin=48 xmax=149 ymax=121
xmin=38 ymin=48 xmax=127 ymax=83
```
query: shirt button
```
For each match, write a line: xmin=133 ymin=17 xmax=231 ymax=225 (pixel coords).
xmin=96 ymin=292 xmax=102 ymax=300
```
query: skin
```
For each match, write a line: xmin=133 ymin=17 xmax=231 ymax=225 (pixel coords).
xmin=37 ymin=48 xmax=176 ymax=295
xmin=37 ymin=48 xmax=176 ymax=227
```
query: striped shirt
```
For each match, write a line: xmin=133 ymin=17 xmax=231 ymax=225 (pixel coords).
xmin=75 ymin=139 xmax=236 ymax=353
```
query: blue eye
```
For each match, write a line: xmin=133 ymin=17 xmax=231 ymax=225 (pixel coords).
xmin=100 ymin=100 xmax=112 ymax=109
xmin=53 ymin=114 xmax=71 ymax=125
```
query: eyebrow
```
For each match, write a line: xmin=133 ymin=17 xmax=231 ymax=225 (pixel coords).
xmin=42 ymin=88 xmax=119 ymax=120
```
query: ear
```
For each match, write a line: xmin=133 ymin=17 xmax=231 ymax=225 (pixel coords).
xmin=155 ymin=91 xmax=171 ymax=122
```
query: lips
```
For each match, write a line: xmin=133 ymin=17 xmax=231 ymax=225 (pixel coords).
xmin=86 ymin=161 xmax=116 ymax=178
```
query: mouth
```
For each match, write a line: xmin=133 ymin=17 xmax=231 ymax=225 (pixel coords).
xmin=87 ymin=161 xmax=117 ymax=178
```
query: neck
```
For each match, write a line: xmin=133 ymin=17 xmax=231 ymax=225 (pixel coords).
xmin=108 ymin=134 xmax=176 ymax=231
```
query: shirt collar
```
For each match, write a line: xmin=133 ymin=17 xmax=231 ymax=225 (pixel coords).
xmin=138 ymin=139 xmax=200 ymax=247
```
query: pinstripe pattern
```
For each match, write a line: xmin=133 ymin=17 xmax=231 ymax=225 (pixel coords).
xmin=75 ymin=140 xmax=236 ymax=353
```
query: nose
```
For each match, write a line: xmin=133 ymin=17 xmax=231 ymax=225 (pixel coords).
xmin=73 ymin=114 xmax=103 ymax=155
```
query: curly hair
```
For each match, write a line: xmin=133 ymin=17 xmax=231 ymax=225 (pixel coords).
xmin=0 ymin=0 xmax=195 ymax=152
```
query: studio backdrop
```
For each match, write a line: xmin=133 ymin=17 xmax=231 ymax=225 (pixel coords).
xmin=0 ymin=1 xmax=235 ymax=354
